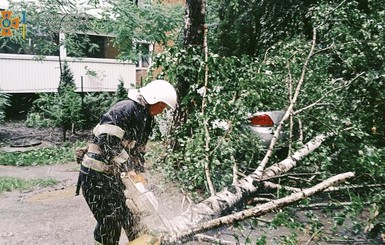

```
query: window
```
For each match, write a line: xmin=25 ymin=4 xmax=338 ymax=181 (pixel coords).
xmin=137 ymin=0 xmax=152 ymax=7
xmin=0 ymin=33 xmax=59 ymax=56
xmin=135 ymin=42 xmax=153 ymax=69
xmin=66 ymin=33 xmax=118 ymax=59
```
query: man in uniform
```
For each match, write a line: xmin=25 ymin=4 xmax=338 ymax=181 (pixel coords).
xmin=76 ymin=80 xmax=177 ymax=245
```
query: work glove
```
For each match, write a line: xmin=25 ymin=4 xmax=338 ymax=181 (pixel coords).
xmin=75 ymin=145 xmax=88 ymax=164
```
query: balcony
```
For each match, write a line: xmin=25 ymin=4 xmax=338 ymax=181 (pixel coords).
xmin=0 ymin=53 xmax=136 ymax=93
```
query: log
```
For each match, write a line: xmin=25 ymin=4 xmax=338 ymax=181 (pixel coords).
xmin=126 ymin=132 xmax=336 ymax=245
xmin=165 ymin=132 xmax=332 ymax=233
xmin=161 ymin=172 xmax=355 ymax=244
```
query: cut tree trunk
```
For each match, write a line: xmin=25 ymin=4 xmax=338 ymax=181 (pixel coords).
xmin=161 ymin=172 xmax=354 ymax=244
xmin=165 ymin=132 xmax=332 ymax=233
xmin=125 ymin=132 xmax=338 ymax=245
xmin=125 ymin=172 xmax=354 ymax=244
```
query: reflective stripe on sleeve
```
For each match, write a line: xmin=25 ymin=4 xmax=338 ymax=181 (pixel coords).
xmin=82 ymin=154 xmax=112 ymax=174
xmin=87 ymin=143 xmax=102 ymax=154
xmin=113 ymin=149 xmax=129 ymax=164
xmin=93 ymin=124 xmax=125 ymax=139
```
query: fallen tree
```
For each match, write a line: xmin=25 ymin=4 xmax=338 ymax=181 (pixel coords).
xmin=165 ymin=132 xmax=334 ymax=233
xmin=123 ymin=4 xmax=379 ymax=243
xmin=123 ymin=28 xmax=358 ymax=243
xmin=161 ymin=172 xmax=354 ymax=244
xmin=123 ymin=131 xmax=353 ymax=244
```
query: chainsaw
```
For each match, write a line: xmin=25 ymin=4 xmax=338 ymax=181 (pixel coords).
xmin=121 ymin=171 xmax=173 ymax=233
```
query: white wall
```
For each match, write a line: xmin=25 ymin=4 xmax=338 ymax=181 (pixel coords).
xmin=0 ymin=53 xmax=136 ymax=93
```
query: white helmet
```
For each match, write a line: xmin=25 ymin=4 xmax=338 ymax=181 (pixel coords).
xmin=139 ymin=80 xmax=177 ymax=109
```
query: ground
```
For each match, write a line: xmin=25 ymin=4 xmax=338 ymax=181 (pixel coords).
xmin=0 ymin=122 xmax=381 ymax=245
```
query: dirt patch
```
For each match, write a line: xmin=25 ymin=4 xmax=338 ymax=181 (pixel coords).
xmin=0 ymin=121 xmax=90 ymax=147
xmin=0 ymin=162 xmax=95 ymax=245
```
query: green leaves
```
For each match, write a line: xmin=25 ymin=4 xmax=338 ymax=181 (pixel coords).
xmin=0 ymin=144 xmax=81 ymax=166
xmin=150 ymin=0 xmax=385 ymax=240
xmin=101 ymin=0 xmax=184 ymax=61
xmin=0 ymin=91 xmax=10 ymax=124
xmin=7 ymin=0 xmax=96 ymax=57
xmin=152 ymin=47 xmax=288 ymax=193
xmin=0 ymin=176 xmax=58 ymax=193
xmin=25 ymin=62 xmax=83 ymax=141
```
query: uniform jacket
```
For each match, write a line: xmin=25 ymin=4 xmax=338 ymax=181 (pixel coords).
xmin=90 ymin=99 xmax=153 ymax=173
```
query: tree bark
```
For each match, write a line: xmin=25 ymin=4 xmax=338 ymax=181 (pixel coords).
xmin=164 ymin=132 xmax=334 ymax=233
xmin=126 ymin=132 xmax=346 ymax=245
xmin=255 ymin=29 xmax=317 ymax=179
xmin=171 ymin=0 xmax=207 ymax=150
xmin=183 ymin=0 xmax=206 ymax=47
xmin=161 ymin=172 xmax=355 ymax=244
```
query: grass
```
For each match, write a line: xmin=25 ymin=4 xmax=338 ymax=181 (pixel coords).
xmin=0 ymin=176 xmax=59 ymax=193
xmin=0 ymin=141 xmax=87 ymax=166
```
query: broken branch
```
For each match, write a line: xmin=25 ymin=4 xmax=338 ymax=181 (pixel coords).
xmin=161 ymin=172 xmax=355 ymax=244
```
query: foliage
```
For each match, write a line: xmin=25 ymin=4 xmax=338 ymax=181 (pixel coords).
xmin=4 ymin=0 xmax=95 ymax=57
xmin=92 ymin=0 xmax=184 ymax=62
xmin=25 ymin=112 xmax=54 ymax=128
xmin=58 ymin=61 xmax=76 ymax=94
xmin=79 ymin=73 xmax=128 ymax=128
xmin=284 ymin=3 xmax=385 ymax=237
xmin=0 ymin=142 xmax=84 ymax=166
xmin=78 ymin=79 xmax=130 ymax=127
xmin=4 ymin=0 xmax=184 ymax=63
xmin=26 ymin=63 xmax=83 ymax=141
xmin=81 ymin=91 xmax=121 ymax=127
xmin=209 ymin=0 xmax=313 ymax=57
xmin=0 ymin=91 xmax=10 ymax=123
xmin=147 ymin=0 xmax=385 ymax=240
xmin=26 ymin=85 xmax=126 ymax=131
xmin=151 ymin=47 xmax=288 ymax=194
xmin=115 ymin=79 xmax=128 ymax=101
xmin=0 ymin=176 xmax=58 ymax=193
xmin=3 ymin=0 xmax=384 ymax=241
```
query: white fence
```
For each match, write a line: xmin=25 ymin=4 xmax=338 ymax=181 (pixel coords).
xmin=0 ymin=53 xmax=136 ymax=93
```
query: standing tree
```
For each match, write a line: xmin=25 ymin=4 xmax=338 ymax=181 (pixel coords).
xmin=57 ymin=61 xmax=83 ymax=140
xmin=8 ymin=0 xmax=97 ymax=81
xmin=115 ymin=79 xmax=129 ymax=102
xmin=27 ymin=62 xmax=83 ymax=142
xmin=0 ymin=90 xmax=10 ymax=124
xmin=58 ymin=61 xmax=75 ymax=95
xmin=173 ymin=0 xmax=206 ymax=126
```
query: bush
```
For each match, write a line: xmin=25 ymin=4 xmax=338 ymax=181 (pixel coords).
xmin=0 ymin=91 xmax=10 ymax=123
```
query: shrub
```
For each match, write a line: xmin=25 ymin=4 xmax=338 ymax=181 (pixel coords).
xmin=0 ymin=90 xmax=10 ymax=123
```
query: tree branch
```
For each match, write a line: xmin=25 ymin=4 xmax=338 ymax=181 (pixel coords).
xmin=163 ymin=131 xmax=335 ymax=234
xmin=202 ymin=23 xmax=216 ymax=196
xmin=293 ymin=72 xmax=365 ymax=116
xmin=161 ymin=172 xmax=354 ymax=244
xmin=254 ymin=28 xmax=318 ymax=179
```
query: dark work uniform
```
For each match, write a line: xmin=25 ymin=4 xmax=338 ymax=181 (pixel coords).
xmin=79 ymin=99 xmax=153 ymax=245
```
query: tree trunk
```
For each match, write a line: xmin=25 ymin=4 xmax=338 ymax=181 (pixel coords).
xmin=126 ymin=171 xmax=354 ymax=245
xmin=161 ymin=172 xmax=354 ymax=244
xmin=62 ymin=126 xmax=67 ymax=142
xmin=165 ymin=132 xmax=333 ymax=233
xmin=126 ymin=131 xmax=347 ymax=245
xmin=171 ymin=0 xmax=206 ymax=149
xmin=183 ymin=0 xmax=206 ymax=47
